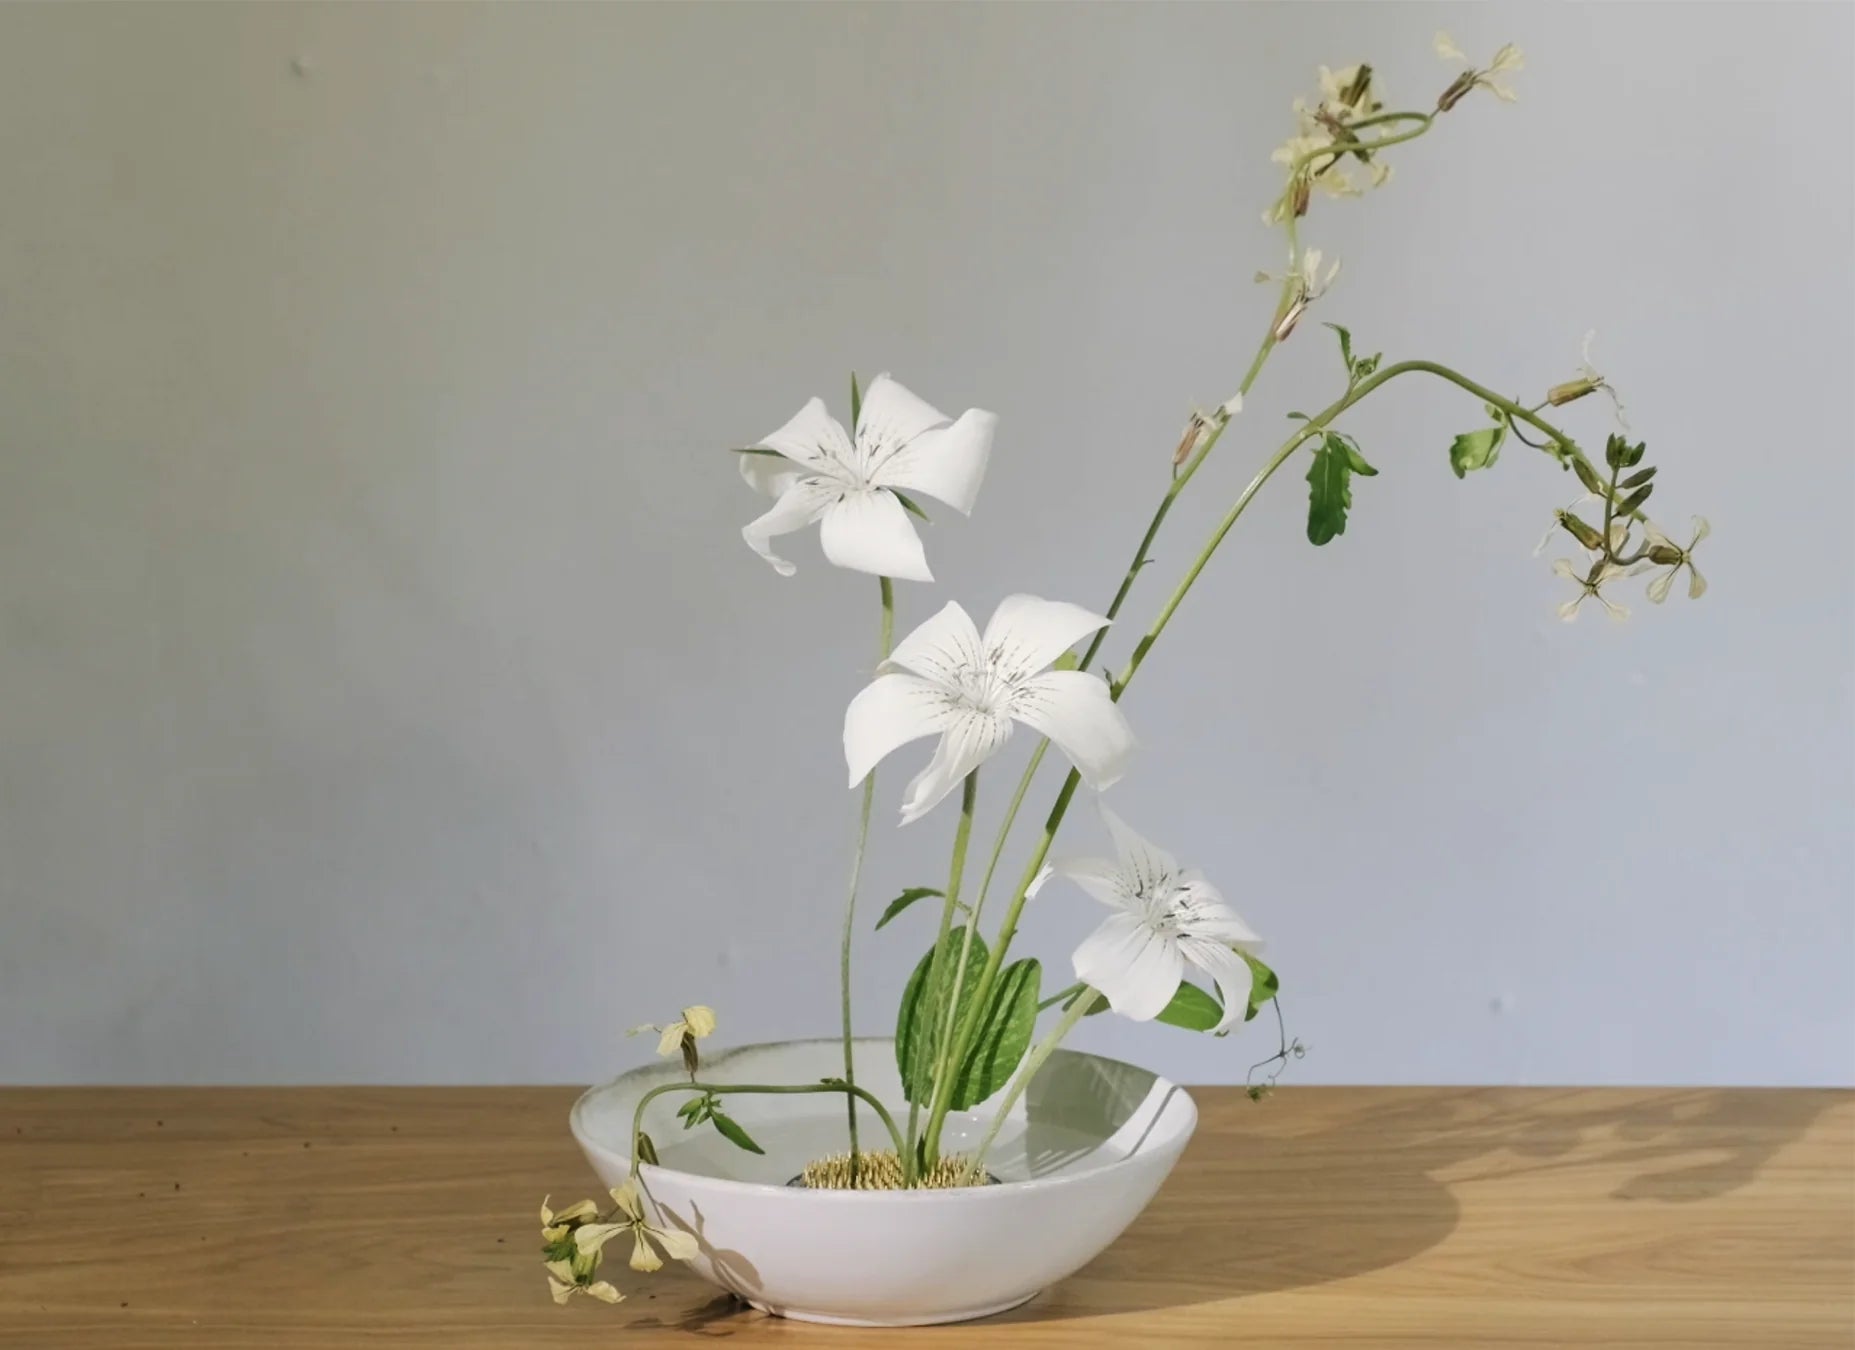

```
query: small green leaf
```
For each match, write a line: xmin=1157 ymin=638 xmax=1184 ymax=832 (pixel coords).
xmin=1336 ymin=436 xmax=1378 ymax=477
xmin=891 ymin=489 xmax=932 ymax=523
xmin=1305 ymin=437 xmax=1359 ymax=545
xmin=1052 ymin=651 xmax=1081 ymax=672
xmin=1154 ymin=981 xmax=1225 ymax=1032
xmin=850 ymin=372 xmax=863 ymax=433
xmin=709 ymin=1110 xmax=766 ymax=1155
xmin=874 ymin=887 xmax=945 ymax=931
xmin=1352 ymin=352 xmax=1381 ymax=380
xmin=1241 ymin=951 xmax=1280 ymax=1021
xmin=1326 ymin=322 xmax=1354 ymax=374
xmin=944 ymin=958 xmax=1041 ymax=1110
xmin=1448 ymin=425 xmax=1506 ymax=479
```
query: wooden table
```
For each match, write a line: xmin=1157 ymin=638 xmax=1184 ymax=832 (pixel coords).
xmin=2 ymin=1087 xmax=1850 ymax=1347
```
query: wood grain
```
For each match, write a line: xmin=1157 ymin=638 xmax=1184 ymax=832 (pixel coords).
xmin=1 ymin=1087 xmax=1850 ymax=1347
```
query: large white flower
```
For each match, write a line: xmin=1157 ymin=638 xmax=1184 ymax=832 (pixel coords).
xmin=740 ymin=375 xmax=997 ymax=582
xmin=1057 ymin=808 xmax=1261 ymax=1034
xmin=844 ymin=596 xmax=1135 ymax=825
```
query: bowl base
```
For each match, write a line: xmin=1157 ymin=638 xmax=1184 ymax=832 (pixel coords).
xmin=748 ymin=1290 xmax=1038 ymax=1327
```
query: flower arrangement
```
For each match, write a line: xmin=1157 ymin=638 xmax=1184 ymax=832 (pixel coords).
xmin=542 ymin=32 xmax=1709 ymax=1308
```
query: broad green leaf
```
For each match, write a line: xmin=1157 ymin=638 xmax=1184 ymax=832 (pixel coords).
xmin=709 ymin=1110 xmax=765 ymax=1155
xmin=944 ymin=958 xmax=1041 ymax=1110
xmin=850 ymin=371 xmax=862 ymax=433
xmin=1305 ymin=436 xmax=1360 ymax=545
xmin=891 ymin=489 xmax=932 ymax=523
xmin=1155 ymin=980 xmax=1225 ymax=1031
xmin=895 ymin=928 xmax=990 ymax=1105
xmin=874 ymin=887 xmax=944 ymax=931
xmin=1448 ymin=425 xmax=1506 ymax=479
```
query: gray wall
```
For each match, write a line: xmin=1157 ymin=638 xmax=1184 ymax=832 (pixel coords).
xmin=2 ymin=2 xmax=1850 ymax=1087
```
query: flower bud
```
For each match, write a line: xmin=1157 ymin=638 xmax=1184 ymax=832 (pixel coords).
xmin=1573 ymin=457 xmax=1607 ymax=495
xmin=1436 ymin=73 xmax=1476 ymax=112
xmin=1547 ymin=378 xmax=1601 ymax=407
xmin=1647 ymin=544 xmax=1684 ymax=566
xmin=1559 ymin=512 xmax=1605 ymax=551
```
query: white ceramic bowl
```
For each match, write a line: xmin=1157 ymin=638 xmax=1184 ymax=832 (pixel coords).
xmin=570 ymin=1037 xmax=1197 ymax=1326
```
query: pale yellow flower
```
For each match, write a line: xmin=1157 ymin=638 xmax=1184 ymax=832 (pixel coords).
xmin=1551 ymin=556 xmax=1631 ymax=623
xmin=1637 ymin=518 xmax=1710 ymax=602
xmin=585 ymin=1180 xmax=702 ymax=1273
xmin=584 ymin=1281 xmax=625 ymax=1304
xmin=1435 ymin=33 xmax=1525 ymax=107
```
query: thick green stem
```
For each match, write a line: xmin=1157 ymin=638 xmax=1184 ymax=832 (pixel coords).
xmin=968 ymin=988 xmax=1103 ymax=1179
xmin=629 ymin=1079 xmax=907 ymax=1180
xmin=837 ymin=576 xmax=895 ymax=1180
xmin=904 ymin=771 xmax=978 ymax=1180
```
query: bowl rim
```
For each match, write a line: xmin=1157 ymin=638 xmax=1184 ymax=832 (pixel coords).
xmin=570 ymin=1036 xmax=1198 ymax=1204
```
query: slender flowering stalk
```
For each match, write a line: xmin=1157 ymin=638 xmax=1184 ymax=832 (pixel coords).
xmin=837 ymin=575 xmax=895 ymax=1180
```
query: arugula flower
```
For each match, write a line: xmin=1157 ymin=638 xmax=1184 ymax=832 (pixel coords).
xmin=1055 ymin=807 xmax=1261 ymax=1034
xmin=1637 ymin=517 xmax=1710 ymax=603
xmin=573 ymin=1181 xmax=701 ymax=1274
xmin=740 ymin=375 xmax=995 ymax=581
xmin=845 ymin=596 xmax=1135 ymax=824
xmin=1434 ymin=33 xmax=1524 ymax=108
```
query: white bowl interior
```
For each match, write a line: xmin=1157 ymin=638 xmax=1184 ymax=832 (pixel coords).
xmin=573 ymin=1036 xmax=1192 ymax=1187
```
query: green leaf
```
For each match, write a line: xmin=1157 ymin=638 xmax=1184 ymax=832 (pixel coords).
xmin=850 ymin=372 xmax=862 ymax=433
xmin=1052 ymin=650 xmax=1081 ymax=672
xmin=1448 ymin=425 xmax=1506 ymax=479
xmin=1326 ymin=323 xmax=1354 ymax=374
xmin=1241 ymin=951 xmax=1280 ymax=1021
xmin=874 ymin=887 xmax=946 ymax=931
xmin=891 ymin=489 xmax=932 ymax=523
xmin=1305 ymin=436 xmax=1360 ymax=546
xmin=1352 ymin=352 xmax=1381 ymax=380
xmin=1154 ymin=980 xmax=1225 ymax=1032
xmin=708 ymin=1110 xmax=765 ymax=1155
xmin=943 ymin=958 xmax=1041 ymax=1111
xmin=895 ymin=928 xmax=990 ymax=1105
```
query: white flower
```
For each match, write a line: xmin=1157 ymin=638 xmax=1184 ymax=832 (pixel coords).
xmin=1551 ymin=556 xmax=1631 ymax=622
xmin=1055 ymin=807 xmax=1260 ymax=1034
xmin=1637 ymin=517 xmax=1710 ymax=602
xmin=844 ymin=595 xmax=1136 ymax=825
xmin=1534 ymin=492 xmax=1603 ymax=556
xmin=1435 ymin=33 xmax=1524 ymax=105
xmin=576 ymin=1181 xmax=701 ymax=1274
xmin=740 ymin=375 xmax=997 ymax=582
xmin=1268 ymin=248 xmax=1341 ymax=340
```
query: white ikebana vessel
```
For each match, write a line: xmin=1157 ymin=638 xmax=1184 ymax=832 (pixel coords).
xmin=540 ymin=32 xmax=1709 ymax=1326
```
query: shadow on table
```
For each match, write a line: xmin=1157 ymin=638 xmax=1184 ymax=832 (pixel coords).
xmin=986 ymin=1086 xmax=1841 ymax=1325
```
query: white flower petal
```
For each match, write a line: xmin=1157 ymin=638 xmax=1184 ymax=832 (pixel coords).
xmin=1433 ymin=30 xmax=1466 ymax=62
xmin=1024 ymin=862 xmax=1055 ymax=900
xmin=1689 ymin=517 xmax=1711 ymax=546
xmin=856 ymin=375 xmax=950 ymax=468
xmin=870 ymin=408 xmax=997 ymax=515
xmin=629 ymin=1230 xmax=664 ymax=1273
xmin=1686 ymin=565 xmax=1707 ymax=600
xmin=1174 ymin=875 xmax=1262 ymax=945
xmin=844 ymin=673 xmax=958 ymax=787
xmin=1072 ymin=911 xmax=1184 ymax=1023
xmin=819 ymin=489 xmax=932 ymax=582
xmin=1558 ymin=594 xmax=1584 ymax=622
xmin=1052 ymin=854 xmax=1136 ymax=910
xmin=1096 ymin=805 xmax=1179 ymax=898
xmin=755 ymin=396 xmax=855 ymax=477
xmin=983 ymin=595 xmax=1113 ymax=683
xmin=737 ymin=450 xmax=803 ymax=500
xmin=1550 ymin=558 xmax=1580 ymax=581
xmin=881 ymin=601 xmax=985 ymax=686
xmin=899 ymin=711 xmax=1012 ymax=825
xmin=1010 ymin=672 xmax=1134 ymax=790
xmin=741 ymin=479 xmax=837 ymax=576
xmin=1645 ymin=568 xmax=1675 ymax=605
xmin=1178 ymin=936 xmax=1257 ymax=1035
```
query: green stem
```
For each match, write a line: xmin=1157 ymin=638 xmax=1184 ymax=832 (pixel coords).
xmin=968 ymin=988 xmax=1103 ymax=1179
xmin=932 ymin=358 xmax=1597 ymax=1149
xmin=837 ymin=576 xmax=895 ymax=1180
xmin=629 ymin=1079 xmax=907 ymax=1180
xmin=905 ymin=771 xmax=978 ymax=1180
